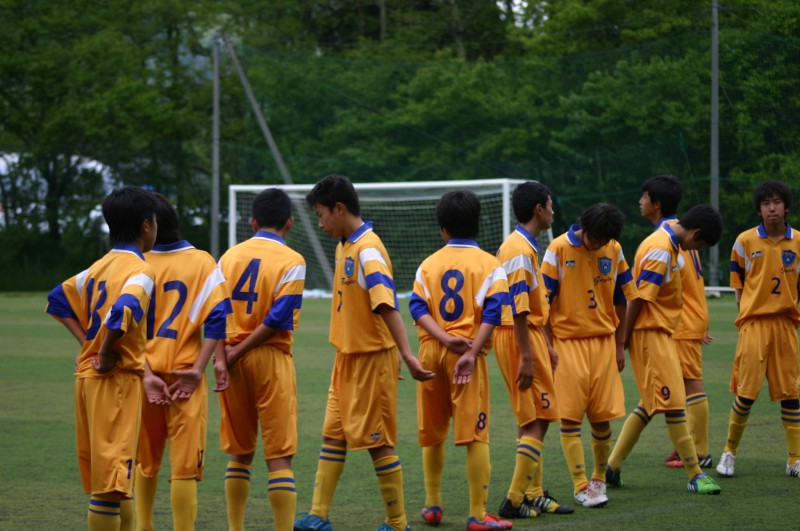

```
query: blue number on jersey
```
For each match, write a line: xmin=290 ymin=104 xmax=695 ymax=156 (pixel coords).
xmin=156 ymin=280 xmax=188 ymax=339
xmin=440 ymin=270 xmax=465 ymax=321
xmin=232 ymin=259 xmax=261 ymax=314
xmin=85 ymin=279 xmax=108 ymax=341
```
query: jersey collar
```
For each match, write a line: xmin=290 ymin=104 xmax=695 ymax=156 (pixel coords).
xmin=756 ymin=222 xmax=793 ymax=240
xmin=150 ymin=240 xmax=194 ymax=253
xmin=345 ymin=221 xmax=373 ymax=244
xmin=253 ymin=230 xmax=286 ymax=245
xmin=566 ymin=224 xmax=582 ymax=247
xmin=655 ymin=215 xmax=678 ymax=231
xmin=514 ymin=224 xmax=540 ymax=252
xmin=446 ymin=238 xmax=480 ymax=248
xmin=660 ymin=223 xmax=680 ymax=250
xmin=111 ymin=242 xmax=145 ymax=260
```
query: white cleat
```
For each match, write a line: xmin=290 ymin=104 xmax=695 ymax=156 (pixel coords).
xmin=787 ymin=460 xmax=800 ymax=478
xmin=573 ymin=484 xmax=608 ymax=508
xmin=589 ymin=478 xmax=607 ymax=497
xmin=716 ymin=451 xmax=736 ymax=477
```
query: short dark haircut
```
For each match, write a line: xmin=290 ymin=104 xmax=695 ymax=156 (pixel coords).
xmin=152 ymin=192 xmax=180 ymax=245
xmin=580 ymin=203 xmax=625 ymax=244
xmin=512 ymin=181 xmax=550 ymax=224
xmin=436 ymin=190 xmax=481 ymax=239
xmin=102 ymin=186 xmax=157 ymax=245
xmin=679 ymin=204 xmax=723 ymax=247
xmin=253 ymin=188 xmax=292 ymax=229
xmin=305 ymin=174 xmax=360 ymax=216
xmin=642 ymin=175 xmax=682 ymax=217
xmin=753 ymin=180 xmax=792 ymax=214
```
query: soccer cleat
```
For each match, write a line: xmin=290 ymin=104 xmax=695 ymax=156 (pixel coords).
xmin=716 ymin=451 xmax=735 ymax=477
xmin=420 ymin=506 xmax=443 ymax=527
xmin=687 ymin=473 xmax=722 ymax=494
xmin=465 ymin=513 xmax=513 ymax=530
xmin=787 ymin=460 xmax=800 ymax=478
xmin=526 ymin=491 xmax=574 ymax=515
xmin=665 ymin=449 xmax=683 ymax=468
xmin=605 ymin=466 xmax=623 ymax=488
xmin=498 ymin=497 xmax=540 ymax=518
xmin=294 ymin=513 xmax=333 ymax=531
xmin=698 ymin=455 xmax=713 ymax=469
xmin=589 ymin=479 xmax=606 ymax=497
xmin=375 ymin=524 xmax=411 ymax=531
xmin=573 ymin=484 xmax=608 ymax=508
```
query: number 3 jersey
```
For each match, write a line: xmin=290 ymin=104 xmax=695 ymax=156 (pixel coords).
xmin=145 ymin=241 xmax=232 ymax=373
xmin=46 ymin=243 xmax=156 ymax=377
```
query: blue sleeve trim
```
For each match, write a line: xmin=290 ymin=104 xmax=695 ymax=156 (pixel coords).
xmin=617 ymin=269 xmax=633 ymax=285
xmin=46 ymin=284 xmax=78 ymax=320
xmin=481 ymin=293 xmax=505 ymax=325
xmin=204 ymin=299 xmax=232 ymax=339
xmin=613 ymin=283 xmax=627 ymax=305
xmin=366 ymin=271 xmax=398 ymax=312
xmin=730 ymin=261 xmax=745 ymax=284
xmin=263 ymin=294 xmax=302 ymax=331
xmin=409 ymin=293 xmax=431 ymax=322
xmin=106 ymin=293 xmax=144 ymax=330
xmin=636 ymin=270 xmax=664 ymax=287
xmin=542 ymin=274 xmax=559 ymax=304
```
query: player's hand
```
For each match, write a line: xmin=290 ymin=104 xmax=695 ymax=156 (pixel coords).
xmin=168 ymin=368 xmax=203 ymax=401
xmin=143 ymin=372 xmax=172 ymax=407
xmin=453 ymin=353 xmax=476 ymax=385
xmin=403 ymin=356 xmax=435 ymax=382
xmin=702 ymin=332 xmax=714 ymax=345
xmin=616 ymin=344 xmax=625 ymax=372
xmin=212 ymin=356 xmax=230 ymax=392
xmin=547 ymin=346 xmax=559 ymax=373
xmin=92 ymin=350 xmax=119 ymax=374
xmin=446 ymin=335 xmax=472 ymax=354
xmin=515 ymin=355 xmax=534 ymax=390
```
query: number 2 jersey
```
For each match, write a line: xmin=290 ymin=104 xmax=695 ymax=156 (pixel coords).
xmin=46 ymin=243 xmax=155 ymax=376
xmin=145 ymin=241 xmax=232 ymax=373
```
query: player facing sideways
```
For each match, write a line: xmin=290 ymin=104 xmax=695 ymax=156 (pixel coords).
xmin=215 ymin=188 xmax=306 ymax=531
xmin=294 ymin=175 xmax=434 ymax=531
xmin=492 ymin=181 xmax=574 ymax=519
xmin=410 ymin=190 xmax=513 ymax=531
xmin=541 ymin=203 xmax=636 ymax=508
xmin=717 ymin=180 xmax=800 ymax=479
xmin=134 ymin=193 xmax=232 ymax=531
xmin=605 ymin=204 xmax=724 ymax=495
xmin=46 ymin=186 xmax=158 ymax=531
xmin=638 ymin=176 xmax=715 ymax=470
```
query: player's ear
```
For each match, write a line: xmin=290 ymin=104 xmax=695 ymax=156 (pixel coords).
xmin=250 ymin=218 xmax=259 ymax=233
xmin=284 ymin=216 xmax=294 ymax=232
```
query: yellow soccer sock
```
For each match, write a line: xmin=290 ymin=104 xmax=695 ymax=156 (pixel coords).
xmin=225 ymin=461 xmax=251 ymax=531
xmin=87 ymin=495 xmax=121 ymax=531
xmin=422 ymin=442 xmax=445 ymax=508
xmin=310 ymin=444 xmax=346 ymax=519
xmin=560 ymin=424 xmax=588 ymax=494
xmin=171 ymin=479 xmax=198 ymax=531
xmin=665 ymin=411 xmax=702 ymax=478
xmin=608 ymin=404 xmax=650 ymax=471
xmin=782 ymin=405 xmax=800 ymax=465
xmin=374 ymin=455 xmax=407 ymax=531
xmin=524 ymin=443 xmax=544 ymax=500
xmin=723 ymin=397 xmax=753 ymax=454
xmin=590 ymin=425 xmax=612 ymax=483
xmin=119 ymin=498 xmax=134 ymax=531
xmin=134 ymin=467 xmax=158 ymax=531
xmin=686 ymin=393 xmax=710 ymax=457
xmin=508 ymin=435 xmax=541 ymax=506
xmin=466 ymin=441 xmax=491 ymax=520
xmin=268 ymin=469 xmax=297 ymax=531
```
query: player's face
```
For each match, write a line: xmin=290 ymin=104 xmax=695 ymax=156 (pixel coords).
xmin=639 ymin=191 xmax=658 ymax=222
xmin=680 ymin=229 xmax=704 ymax=251
xmin=314 ymin=203 xmax=343 ymax=238
xmin=582 ymin=231 xmax=608 ymax=251
xmin=758 ymin=194 xmax=787 ymax=228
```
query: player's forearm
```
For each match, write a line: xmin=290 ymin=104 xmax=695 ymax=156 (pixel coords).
xmin=61 ymin=317 xmax=86 ymax=345
xmin=614 ymin=302 xmax=627 ymax=348
xmin=623 ymin=298 xmax=644 ymax=346
xmin=97 ymin=328 xmax=124 ymax=359
xmin=468 ymin=322 xmax=496 ymax=357
xmin=378 ymin=304 xmax=415 ymax=359
xmin=415 ymin=313 xmax=453 ymax=346
xmin=192 ymin=337 xmax=218 ymax=374
xmin=231 ymin=324 xmax=276 ymax=359
xmin=512 ymin=312 xmax=534 ymax=360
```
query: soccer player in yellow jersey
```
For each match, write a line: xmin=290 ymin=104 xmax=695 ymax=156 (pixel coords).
xmin=491 ymin=181 xmax=572 ymax=520
xmin=605 ymin=204 xmax=723 ymax=495
xmin=410 ymin=190 xmax=512 ymax=531
xmin=294 ymin=175 xmax=433 ymax=531
xmin=134 ymin=193 xmax=232 ymax=531
xmin=215 ymin=188 xmax=306 ymax=531
xmin=716 ymin=180 xmax=800 ymax=479
xmin=46 ymin=187 xmax=157 ymax=531
xmin=541 ymin=203 xmax=636 ymax=508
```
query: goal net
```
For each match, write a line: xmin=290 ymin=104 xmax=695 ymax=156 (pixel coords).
xmin=228 ymin=179 xmax=554 ymax=293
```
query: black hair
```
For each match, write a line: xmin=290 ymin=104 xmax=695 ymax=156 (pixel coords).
xmin=436 ymin=190 xmax=481 ymax=239
xmin=642 ymin=175 xmax=682 ymax=217
xmin=753 ymin=180 xmax=792 ymax=214
xmin=102 ymin=186 xmax=157 ymax=245
xmin=679 ymin=204 xmax=723 ymax=247
xmin=579 ymin=203 xmax=625 ymax=244
xmin=152 ymin=192 xmax=180 ymax=245
xmin=253 ymin=187 xmax=292 ymax=229
xmin=512 ymin=181 xmax=550 ymax=224
xmin=305 ymin=174 xmax=360 ymax=216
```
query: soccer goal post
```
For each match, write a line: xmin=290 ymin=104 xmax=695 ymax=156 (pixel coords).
xmin=229 ymin=179 xmax=554 ymax=293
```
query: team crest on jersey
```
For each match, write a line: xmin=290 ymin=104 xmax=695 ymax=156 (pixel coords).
xmin=782 ymin=250 xmax=796 ymax=267
xmin=345 ymin=257 xmax=355 ymax=278
xmin=566 ymin=260 xmax=576 ymax=267
xmin=597 ymin=257 xmax=612 ymax=276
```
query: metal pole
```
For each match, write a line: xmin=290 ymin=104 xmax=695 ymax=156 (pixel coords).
xmin=710 ymin=1 xmax=720 ymax=286
xmin=211 ymin=32 xmax=221 ymax=259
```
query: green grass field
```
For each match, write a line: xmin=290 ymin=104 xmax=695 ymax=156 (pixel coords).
xmin=1 ymin=293 xmax=797 ymax=530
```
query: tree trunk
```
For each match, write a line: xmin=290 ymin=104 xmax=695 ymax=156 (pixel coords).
xmin=375 ymin=0 xmax=387 ymax=42
xmin=449 ymin=0 xmax=466 ymax=59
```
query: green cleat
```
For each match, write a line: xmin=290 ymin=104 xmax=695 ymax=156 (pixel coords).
xmin=687 ymin=473 xmax=721 ymax=494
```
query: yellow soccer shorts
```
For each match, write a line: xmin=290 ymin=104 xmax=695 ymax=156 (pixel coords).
xmin=139 ymin=373 xmax=208 ymax=480
xmin=629 ymin=329 xmax=686 ymax=416
xmin=219 ymin=344 xmax=298 ymax=460
xmin=493 ymin=325 xmax=559 ymax=427
xmin=74 ymin=370 xmax=142 ymax=496
xmin=417 ymin=339 xmax=490 ymax=447
xmin=674 ymin=338 xmax=704 ymax=380
xmin=731 ymin=316 xmax=800 ymax=401
xmin=321 ymin=347 xmax=398 ymax=450
xmin=553 ymin=334 xmax=625 ymax=424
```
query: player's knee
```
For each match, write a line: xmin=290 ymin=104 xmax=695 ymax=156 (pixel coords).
xmin=736 ymin=395 xmax=755 ymax=407
xmin=780 ymin=398 xmax=800 ymax=409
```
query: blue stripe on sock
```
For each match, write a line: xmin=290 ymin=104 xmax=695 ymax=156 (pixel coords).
xmin=375 ymin=460 xmax=400 ymax=472
xmin=321 ymin=447 xmax=347 ymax=455
xmin=732 ymin=403 xmax=749 ymax=416
xmin=226 ymin=467 xmax=251 ymax=475
xmin=226 ymin=475 xmax=251 ymax=481
xmin=517 ymin=443 xmax=541 ymax=456
xmin=782 ymin=417 xmax=800 ymax=423
xmin=268 ymin=486 xmax=297 ymax=492
xmin=319 ymin=456 xmax=346 ymax=462
xmin=268 ymin=477 xmax=295 ymax=485
xmin=632 ymin=410 xmax=649 ymax=423
xmin=635 ymin=406 xmax=651 ymax=421
xmin=592 ymin=432 xmax=611 ymax=441
xmin=560 ymin=427 xmax=581 ymax=434
xmin=90 ymin=500 xmax=121 ymax=508
xmin=88 ymin=508 xmax=120 ymax=516
xmin=516 ymin=450 xmax=539 ymax=462
xmin=686 ymin=394 xmax=708 ymax=403
xmin=665 ymin=412 xmax=686 ymax=419
xmin=781 ymin=409 xmax=800 ymax=416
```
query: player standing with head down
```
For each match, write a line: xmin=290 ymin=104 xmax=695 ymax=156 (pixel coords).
xmin=46 ymin=186 xmax=157 ymax=531
xmin=294 ymin=175 xmax=433 ymax=531
xmin=717 ymin=180 xmax=800 ymax=479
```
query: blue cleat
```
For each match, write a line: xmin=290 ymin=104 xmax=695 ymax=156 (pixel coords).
xmin=375 ymin=524 xmax=411 ymax=531
xmin=294 ymin=512 xmax=332 ymax=531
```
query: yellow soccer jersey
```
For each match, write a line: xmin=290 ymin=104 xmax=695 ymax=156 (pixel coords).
xmin=631 ymin=224 xmax=682 ymax=334
xmin=730 ymin=223 xmax=800 ymax=328
xmin=496 ymin=225 xmax=549 ymax=327
xmin=145 ymin=241 xmax=232 ymax=373
xmin=46 ymin=243 xmax=155 ymax=376
xmin=218 ymin=230 xmax=305 ymax=354
xmin=409 ymin=239 xmax=509 ymax=347
xmin=330 ymin=222 xmax=399 ymax=354
xmin=541 ymin=224 xmax=636 ymax=339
